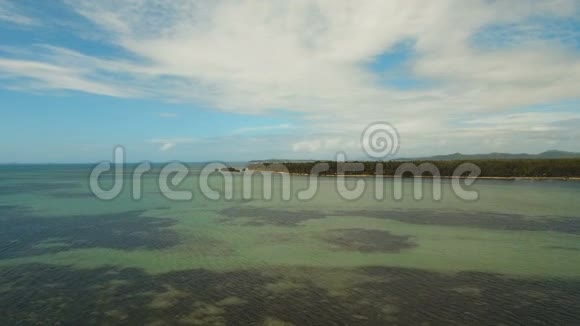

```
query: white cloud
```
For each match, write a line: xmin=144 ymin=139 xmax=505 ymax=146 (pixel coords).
xmin=292 ymin=140 xmax=322 ymax=153
xmin=292 ymin=137 xmax=358 ymax=153
xmin=1 ymin=0 xmax=580 ymax=155
xmin=0 ymin=58 xmax=131 ymax=97
xmin=64 ymin=0 xmax=579 ymax=115
xmin=148 ymin=138 xmax=196 ymax=151
xmin=160 ymin=143 xmax=176 ymax=151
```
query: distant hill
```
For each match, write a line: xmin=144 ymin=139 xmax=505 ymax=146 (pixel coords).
xmin=398 ymin=150 xmax=580 ymax=161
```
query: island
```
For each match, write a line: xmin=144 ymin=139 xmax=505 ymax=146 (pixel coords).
xmin=247 ymin=158 xmax=580 ymax=180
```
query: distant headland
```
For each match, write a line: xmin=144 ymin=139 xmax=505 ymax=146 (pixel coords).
xmin=247 ymin=150 xmax=580 ymax=180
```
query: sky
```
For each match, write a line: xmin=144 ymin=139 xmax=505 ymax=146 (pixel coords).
xmin=1 ymin=0 xmax=580 ymax=163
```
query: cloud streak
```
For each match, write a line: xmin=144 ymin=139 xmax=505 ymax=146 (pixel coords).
xmin=159 ymin=112 xmax=178 ymax=118
xmin=148 ymin=138 xmax=196 ymax=152
xmin=0 ymin=0 xmax=35 ymax=25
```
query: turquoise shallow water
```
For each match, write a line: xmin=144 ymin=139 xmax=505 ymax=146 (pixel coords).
xmin=1 ymin=164 xmax=580 ymax=325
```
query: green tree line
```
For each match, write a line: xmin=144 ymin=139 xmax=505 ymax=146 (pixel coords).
xmin=247 ymin=159 xmax=580 ymax=178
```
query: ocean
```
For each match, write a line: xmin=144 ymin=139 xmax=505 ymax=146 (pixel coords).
xmin=1 ymin=164 xmax=579 ymax=325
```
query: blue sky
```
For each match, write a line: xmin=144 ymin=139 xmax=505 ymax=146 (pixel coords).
xmin=1 ymin=0 xmax=580 ymax=163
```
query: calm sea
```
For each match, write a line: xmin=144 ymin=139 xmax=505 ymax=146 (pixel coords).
xmin=1 ymin=164 xmax=579 ymax=325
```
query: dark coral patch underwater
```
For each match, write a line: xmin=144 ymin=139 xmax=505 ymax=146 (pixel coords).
xmin=0 ymin=205 xmax=180 ymax=259
xmin=322 ymin=228 xmax=416 ymax=253
xmin=1 ymin=263 xmax=579 ymax=325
